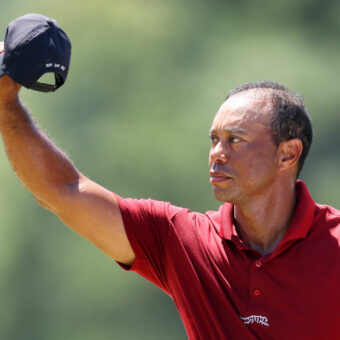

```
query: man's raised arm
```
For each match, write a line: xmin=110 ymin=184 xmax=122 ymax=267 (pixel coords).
xmin=0 ymin=73 xmax=135 ymax=265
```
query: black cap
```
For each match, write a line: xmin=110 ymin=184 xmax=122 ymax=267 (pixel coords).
xmin=0 ymin=13 xmax=71 ymax=92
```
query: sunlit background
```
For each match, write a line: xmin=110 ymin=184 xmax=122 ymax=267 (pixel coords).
xmin=0 ymin=1 xmax=339 ymax=339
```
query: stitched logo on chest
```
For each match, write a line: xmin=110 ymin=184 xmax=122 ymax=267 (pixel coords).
xmin=240 ymin=315 xmax=270 ymax=327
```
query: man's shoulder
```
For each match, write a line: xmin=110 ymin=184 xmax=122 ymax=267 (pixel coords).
xmin=170 ymin=203 xmax=223 ymax=222
xmin=116 ymin=194 xmax=227 ymax=239
xmin=314 ymin=203 xmax=340 ymax=235
xmin=168 ymin=204 xmax=224 ymax=238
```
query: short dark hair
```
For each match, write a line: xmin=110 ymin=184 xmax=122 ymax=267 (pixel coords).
xmin=225 ymin=80 xmax=313 ymax=176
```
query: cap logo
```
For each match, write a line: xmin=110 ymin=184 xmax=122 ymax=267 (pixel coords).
xmin=45 ymin=63 xmax=66 ymax=71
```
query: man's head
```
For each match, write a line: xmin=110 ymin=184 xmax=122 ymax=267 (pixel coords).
xmin=209 ymin=81 xmax=313 ymax=204
xmin=226 ymin=81 xmax=313 ymax=174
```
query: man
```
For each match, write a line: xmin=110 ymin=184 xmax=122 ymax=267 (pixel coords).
xmin=0 ymin=40 xmax=339 ymax=338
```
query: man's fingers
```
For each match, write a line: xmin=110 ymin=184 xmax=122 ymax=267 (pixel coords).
xmin=0 ymin=41 xmax=4 ymax=54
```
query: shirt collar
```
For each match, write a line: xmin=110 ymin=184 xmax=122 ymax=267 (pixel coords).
xmin=219 ymin=180 xmax=316 ymax=244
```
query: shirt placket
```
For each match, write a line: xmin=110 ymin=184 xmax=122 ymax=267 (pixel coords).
xmin=248 ymin=258 xmax=265 ymax=310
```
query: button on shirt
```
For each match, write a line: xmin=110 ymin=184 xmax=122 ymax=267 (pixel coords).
xmin=115 ymin=181 xmax=340 ymax=340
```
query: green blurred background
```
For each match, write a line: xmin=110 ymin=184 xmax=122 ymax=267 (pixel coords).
xmin=0 ymin=0 xmax=339 ymax=339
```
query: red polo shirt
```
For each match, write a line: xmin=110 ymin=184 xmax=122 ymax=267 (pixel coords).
xmin=115 ymin=181 xmax=340 ymax=339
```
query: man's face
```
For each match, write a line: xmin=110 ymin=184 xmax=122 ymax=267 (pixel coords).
xmin=209 ymin=92 xmax=281 ymax=204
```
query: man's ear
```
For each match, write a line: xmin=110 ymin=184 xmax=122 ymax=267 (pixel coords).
xmin=278 ymin=138 xmax=303 ymax=172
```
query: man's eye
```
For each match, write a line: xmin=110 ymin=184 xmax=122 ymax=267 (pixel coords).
xmin=230 ymin=136 xmax=241 ymax=143
xmin=210 ymin=136 xmax=219 ymax=143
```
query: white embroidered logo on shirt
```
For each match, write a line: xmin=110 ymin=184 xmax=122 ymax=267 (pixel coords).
xmin=240 ymin=315 xmax=269 ymax=327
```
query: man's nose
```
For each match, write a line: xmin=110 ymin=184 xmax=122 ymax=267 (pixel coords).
xmin=210 ymin=142 xmax=228 ymax=164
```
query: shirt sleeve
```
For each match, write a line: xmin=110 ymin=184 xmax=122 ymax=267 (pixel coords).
xmin=114 ymin=193 xmax=183 ymax=293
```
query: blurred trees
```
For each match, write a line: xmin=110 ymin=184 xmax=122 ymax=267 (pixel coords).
xmin=0 ymin=0 xmax=339 ymax=339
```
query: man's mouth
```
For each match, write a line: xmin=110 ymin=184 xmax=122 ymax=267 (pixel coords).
xmin=209 ymin=172 xmax=231 ymax=184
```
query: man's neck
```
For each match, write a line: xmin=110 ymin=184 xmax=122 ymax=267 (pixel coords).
xmin=233 ymin=181 xmax=297 ymax=256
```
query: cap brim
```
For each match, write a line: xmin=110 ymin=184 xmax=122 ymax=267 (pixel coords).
xmin=0 ymin=53 xmax=5 ymax=77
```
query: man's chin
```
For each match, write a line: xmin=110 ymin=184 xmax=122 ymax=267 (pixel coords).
xmin=212 ymin=187 xmax=237 ymax=203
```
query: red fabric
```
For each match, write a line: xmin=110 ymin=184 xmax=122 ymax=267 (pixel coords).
xmin=115 ymin=181 xmax=340 ymax=340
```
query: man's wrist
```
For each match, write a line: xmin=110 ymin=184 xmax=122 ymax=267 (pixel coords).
xmin=0 ymin=75 xmax=21 ymax=107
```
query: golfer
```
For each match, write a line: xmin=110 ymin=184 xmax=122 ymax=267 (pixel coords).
xmin=0 ymin=15 xmax=339 ymax=340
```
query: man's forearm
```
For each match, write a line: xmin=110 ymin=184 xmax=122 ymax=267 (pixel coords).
xmin=0 ymin=96 xmax=80 ymax=207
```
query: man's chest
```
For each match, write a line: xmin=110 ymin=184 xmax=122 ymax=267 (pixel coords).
xmin=166 ymin=227 xmax=340 ymax=339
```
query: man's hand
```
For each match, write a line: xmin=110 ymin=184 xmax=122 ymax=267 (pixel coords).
xmin=0 ymin=42 xmax=21 ymax=106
